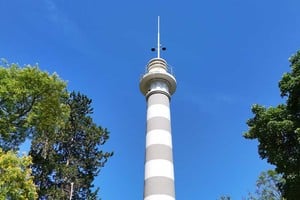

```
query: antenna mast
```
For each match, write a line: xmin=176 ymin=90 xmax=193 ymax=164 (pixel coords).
xmin=157 ymin=16 xmax=160 ymax=58
xmin=151 ymin=16 xmax=165 ymax=57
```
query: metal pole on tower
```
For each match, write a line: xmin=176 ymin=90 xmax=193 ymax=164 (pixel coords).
xmin=157 ymin=16 xmax=160 ymax=58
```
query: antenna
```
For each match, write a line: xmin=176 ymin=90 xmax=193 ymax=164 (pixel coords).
xmin=157 ymin=16 xmax=161 ymax=58
xmin=151 ymin=16 xmax=166 ymax=57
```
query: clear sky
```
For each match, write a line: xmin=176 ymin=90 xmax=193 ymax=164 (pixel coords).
xmin=1 ymin=0 xmax=300 ymax=199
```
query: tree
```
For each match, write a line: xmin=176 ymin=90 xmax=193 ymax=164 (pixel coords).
xmin=0 ymin=61 xmax=69 ymax=151
xmin=0 ymin=148 xmax=37 ymax=199
xmin=247 ymin=170 xmax=284 ymax=200
xmin=0 ymin=61 xmax=112 ymax=199
xmin=218 ymin=170 xmax=284 ymax=200
xmin=244 ymin=50 xmax=300 ymax=199
xmin=30 ymin=92 xmax=113 ymax=199
xmin=218 ymin=195 xmax=231 ymax=200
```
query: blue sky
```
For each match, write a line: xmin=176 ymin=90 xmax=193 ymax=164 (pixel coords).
xmin=1 ymin=0 xmax=300 ymax=199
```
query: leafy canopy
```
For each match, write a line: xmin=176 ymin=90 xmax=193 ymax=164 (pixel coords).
xmin=0 ymin=62 xmax=69 ymax=150
xmin=247 ymin=170 xmax=284 ymax=200
xmin=30 ymin=92 xmax=113 ymax=199
xmin=0 ymin=148 xmax=38 ymax=200
xmin=244 ymin=51 xmax=300 ymax=199
xmin=0 ymin=61 xmax=112 ymax=199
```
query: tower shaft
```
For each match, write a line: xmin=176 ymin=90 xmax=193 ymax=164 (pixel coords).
xmin=140 ymin=58 xmax=177 ymax=200
xmin=144 ymin=93 xmax=175 ymax=200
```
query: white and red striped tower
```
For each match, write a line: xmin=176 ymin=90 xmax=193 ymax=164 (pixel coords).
xmin=140 ymin=17 xmax=177 ymax=200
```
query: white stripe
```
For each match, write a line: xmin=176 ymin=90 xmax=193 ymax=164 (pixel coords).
xmin=146 ymin=130 xmax=172 ymax=148
xmin=147 ymin=104 xmax=170 ymax=120
xmin=145 ymin=159 xmax=174 ymax=180
xmin=144 ymin=194 xmax=175 ymax=200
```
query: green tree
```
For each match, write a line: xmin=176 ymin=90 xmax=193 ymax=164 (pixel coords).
xmin=218 ymin=170 xmax=284 ymax=200
xmin=30 ymin=92 xmax=113 ymax=199
xmin=219 ymin=195 xmax=231 ymax=200
xmin=244 ymin=50 xmax=300 ymax=199
xmin=0 ymin=61 xmax=112 ymax=199
xmin=247 ymin=170 xmax=284 ymax=200
xmin=0 ymin=61 xmax=69 ymax=151
xmin=0 ymin=148 xmax=37 ymax=199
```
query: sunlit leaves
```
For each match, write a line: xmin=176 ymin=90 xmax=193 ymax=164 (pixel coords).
xmin=247 ymin=170 xmax=284 ymax=200
xmin=0 ymin=63 xmax=69 ymax=150
xmin=0 ymin=61 xmax=112 ymax=199
xmin=0 ymin=148 xmax=37 ymax=200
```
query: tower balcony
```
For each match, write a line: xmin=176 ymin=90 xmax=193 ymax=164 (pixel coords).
xmin=140 ymin=58 xmax=177 ymax=97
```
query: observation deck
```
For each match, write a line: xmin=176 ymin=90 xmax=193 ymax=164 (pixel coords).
xmin=140 ymin=57 xmax=177 ymax=97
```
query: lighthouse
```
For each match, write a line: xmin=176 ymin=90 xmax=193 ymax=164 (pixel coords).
xmin=140 ymin=17 xmax=177 ymax=200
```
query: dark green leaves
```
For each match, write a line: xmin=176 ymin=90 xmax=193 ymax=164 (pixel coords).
xmin=30 ymin=92 xmax=113 ymax=199
xmin=244 ymin=51 xmax=300 ymax=199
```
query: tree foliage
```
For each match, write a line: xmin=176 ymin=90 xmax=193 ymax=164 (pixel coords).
xmin=0 ymin=148 xmax=37 ymax=199
xmin=30 ymin=92 xmax=113 ymax=199
xmin=247 ymin=170 xmax=284 ymax=200
xmin=218 ymin=170 xmax=284 ymax=200
xmin=244 ymin=51 xmax=300 ymax=199
xmin=0 ymin=61 xmax=112 ymax=199
xmin=219 ymin=195 xmax=231 ymax=200
xmin=0 ymin=62 xmax=69 ymax=151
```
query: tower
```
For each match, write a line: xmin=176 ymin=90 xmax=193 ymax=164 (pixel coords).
xmin=140 ymin=17 xmax=177 ymax=200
